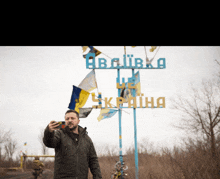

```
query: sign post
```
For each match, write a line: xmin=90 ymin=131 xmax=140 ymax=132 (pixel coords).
xmin=117 ymin=68 xmax=124 ymax=173
xmin=132 ymin=68 xmax=139 ymax=179
xmin=85 ymin=48 xmax=166 ymax=179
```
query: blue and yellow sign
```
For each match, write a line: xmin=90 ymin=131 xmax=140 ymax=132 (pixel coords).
xmin=86 ymin=53 xmax=166 ymax=69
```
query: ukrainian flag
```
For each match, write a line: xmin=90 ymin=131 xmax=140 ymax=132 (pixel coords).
xmin=149 ymin=46 xmax=157 ymax=52
xmin=134 ymin=71 xmax=141 ymax=95
xmin=122 ymin=71 xmax=141 ymax=100
xmin=68 ymin=85 xmax=90 ymax=113
xmin=83 ymin=46 xmax=101 ymax=59
xmin=82 ymin=46 xmax=88 ymax=52
xmin=78 ymin=70 xmax=97 ymax=92
xmin=97 ymin=109 xmax=118 ymax=122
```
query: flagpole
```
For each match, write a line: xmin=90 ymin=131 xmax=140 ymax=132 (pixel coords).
xmin=152 ymin=46 xmax=160 ymax=59
xmin=149 ymin=46 xmax=161 ymax=64
xmin=144 ymin=46 xmax=147 ymax=59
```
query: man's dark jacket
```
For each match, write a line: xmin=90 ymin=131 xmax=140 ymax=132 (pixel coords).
xmin=43 ymin=125 xmax=102 ymax=179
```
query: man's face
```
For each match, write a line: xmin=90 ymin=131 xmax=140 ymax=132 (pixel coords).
xmin=65 ymin=112 xmax=80 ymax=129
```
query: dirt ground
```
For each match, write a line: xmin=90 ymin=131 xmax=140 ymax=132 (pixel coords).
xmin=0 ymin=169 xmax=54 ymax=179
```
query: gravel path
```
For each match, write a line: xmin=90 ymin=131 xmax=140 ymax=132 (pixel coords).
xmin=0 ymin=169 xmax=54 ymax=179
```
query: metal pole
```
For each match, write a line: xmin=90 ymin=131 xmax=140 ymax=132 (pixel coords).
xmin=132 ymin=69 xmax=139 ymax=179
xmin=20 ymin=156 xmax=23 ymax=169
xmin=117 ymin=68 xmax=124 ymax=177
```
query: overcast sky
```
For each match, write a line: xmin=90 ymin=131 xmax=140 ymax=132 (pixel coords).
xmin=0 ymin=46 xmax=220 ymax=157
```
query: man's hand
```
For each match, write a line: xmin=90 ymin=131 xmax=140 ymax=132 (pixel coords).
xmin=48 ymin=121 xmax=60 ymax=132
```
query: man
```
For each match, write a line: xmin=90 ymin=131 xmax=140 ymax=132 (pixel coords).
xmin=32 ymin=156 xmax=44 ymax=179
xmin=43 ymin=109 xmax=102 ymax=179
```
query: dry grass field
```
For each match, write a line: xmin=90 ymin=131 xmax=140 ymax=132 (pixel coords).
xmin=1 ymin=141 xmax=220 ymax=179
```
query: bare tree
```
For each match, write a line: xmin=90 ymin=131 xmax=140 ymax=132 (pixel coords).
xmin=172 ymin=79 xmax=220 ymax=159
xmin=4 ymin=137 xmax=17 ymax=166
xmin=0 ymin=128 xmax=12 ymax=164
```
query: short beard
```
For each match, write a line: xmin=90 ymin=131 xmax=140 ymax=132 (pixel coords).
xmin=69 ymin=125 xmax=77 ymax=131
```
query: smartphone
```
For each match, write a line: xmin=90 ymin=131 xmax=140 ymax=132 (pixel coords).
xmin=57 ymin=121 xmax=65 ymax=129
